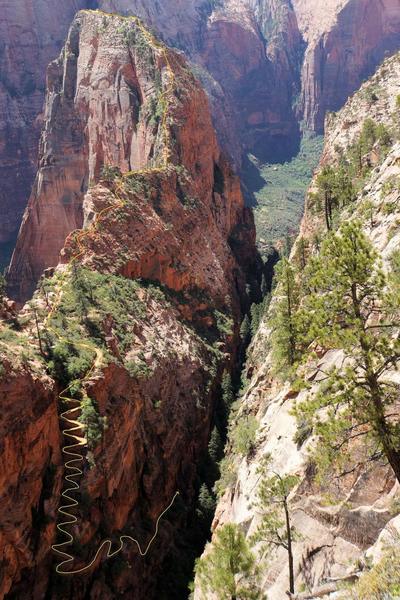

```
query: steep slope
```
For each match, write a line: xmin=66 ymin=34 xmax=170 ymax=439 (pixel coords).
xmin=0 ymin=0 xmax=90 ymax=261
xmin=8 ymin=7 xmax=248 ymax=303
xmin=0 ymin=10 xmax=259 ymax=599
xmin=2 ymin=0 xmax=400 ymax=267
xmin=295 ymin=0 xmax=400 ymax=131
xmin=197 ymin=52 xmax=400 ymax=600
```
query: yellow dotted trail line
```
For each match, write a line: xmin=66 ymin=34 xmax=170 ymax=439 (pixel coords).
xmin=46 ymin=12 xmax=179 ymax=576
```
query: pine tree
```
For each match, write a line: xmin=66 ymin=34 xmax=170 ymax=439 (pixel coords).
xmin=250 ymin=457 xmax=299 ymax=595
xmin=221 ymin=371 xmax=235 ymax=409
xmin=196 ymin=483 xmax=216 ymax=527
xmin=295 ymin=221 xmax=400 ymax=483
xmin=240 ymin=315 xmax=251 ymax=344
xmin=261 ymin=274 xmax=268 ymax=297
xmin=316 ymin=165 xmax=337 ymax=230
xmin=250 ymin=303 xmax=263 ymax=336
xmin=195 ymin=523 xmax=264 ymax=600
xmin=208 ymin=426 xmax=223 ymax=464
xmin=78 ymin=395 xmax=107 ymax=451
xmin=270 ymin=258 xmax=302 ymax=373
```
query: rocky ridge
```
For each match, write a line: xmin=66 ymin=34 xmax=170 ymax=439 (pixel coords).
xmin=3 ymin=0 xmax=400 ymax=265
xmin=0 ymin=11 xmax=259 ymax=599
xmin=0 ymin=0 xmax=89 ymax=254
xmin=197 ymin=52 xmax=400 ymax=600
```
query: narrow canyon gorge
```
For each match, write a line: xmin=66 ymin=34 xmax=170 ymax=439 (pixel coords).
xmin=0 ymin=2 xmax=400 ymax=600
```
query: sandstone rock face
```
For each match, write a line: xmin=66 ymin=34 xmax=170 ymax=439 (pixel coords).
xmin=7 ymin=10 xmax=192 ymax=302
xmin=1 ymin=10 xmax=259 ymax=598
xmin=0 ymin=0 xmax=89 ymax=251
xmin=199 ymin=0 xmax=303 ymax=162
xmin=0 ymin=359 xmax=62 ymax=599
xmin=2 ymin=0 xmax=400 ymax=261
xmin=196 ymin=52 xmax=400 ymax=600
xmin=295 ymin=0 xmax=400 ymax=131
xmin=98 ymin=0 xmax=304 ymax=163
xmin=100 ymin=0 xmax=400 ymax=154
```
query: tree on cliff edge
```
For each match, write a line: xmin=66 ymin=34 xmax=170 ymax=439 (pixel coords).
xmin=194 ymin=523 xmax=264 ymax=600
xmin=295 ymin=222 xmax=400 ymax=483
xmin=250 ymin=457 xmax=299 ymax=596
xmin=270 ymin=258 xmax=302 ymax=375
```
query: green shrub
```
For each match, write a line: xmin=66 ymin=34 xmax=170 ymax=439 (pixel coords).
xmin=345 ymin=542 xmax=400 ymax=598
xmin=100 ymin=165 xmax=121 ymax=182
xmin=230 ymin=415 xmax=258 ymax=457
xmin=125 ymin=359 xmax=152 ymax=379
xmin=78 ymin=395 xmax=107 ymax=451
xmin=214 ymin=456 xmax=238 ymax=498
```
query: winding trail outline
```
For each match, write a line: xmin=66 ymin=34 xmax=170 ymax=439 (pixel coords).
xmin=44 ymin=10 xmax=180 ymax=575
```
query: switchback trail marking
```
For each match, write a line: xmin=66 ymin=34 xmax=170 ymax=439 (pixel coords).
xmin=47 ymin=11 xmax=180 ymax=575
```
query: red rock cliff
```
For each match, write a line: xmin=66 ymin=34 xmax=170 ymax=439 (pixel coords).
xmin=1 ymin=10 xmax=259 ymax=599
xmin=0 ymin=357 xmax=62 ymax=599
xmin=0 ymin=0 xmax=89 ymax=253
xmin=2 ymin=0 xmax=400 ymax=259
xmin=294 ymin=0 xmax=400 ymax=131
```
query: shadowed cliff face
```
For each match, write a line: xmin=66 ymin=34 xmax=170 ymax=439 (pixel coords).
xmin=296 ymin=0 xmax=400 ymax=131
xmin=1 ymin=0 xmax=400 ymax=262
xmin=0 ymin=0 xmax=89 ymax=253
xmin=0 ymin=12 xmax=259 ymax=598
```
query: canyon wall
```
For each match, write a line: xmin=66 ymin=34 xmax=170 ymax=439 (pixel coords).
xmin=196 ymin=52 xmax=400 ymax=599
xmin=0 ymin=0 xmax=89 ymax=254
xmin=2 ymin=0 xmax=400 ymax=265
xmin=7 ymin=9 xmax=196 ymax=302
xmin=295 ymin=0 xmax=400 ymax=131
xmin=0 ymin=11 xmax=259 ymax=598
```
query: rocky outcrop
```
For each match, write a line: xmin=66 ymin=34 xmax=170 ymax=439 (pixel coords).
xmin=295 ymin=0 xmax=400 ymax=131
xmin=197 ymin=52 xmax=400 ymax=600
xmin=2 ymin=0 xmax=400 ymax=265
xmin=100 ymin=0 xmax=400 ymax=154
xmin=0 ymin=0 xmax=89 ymax=255
xmin=0 ymin=358 xmax=62 ymax=599
xmin=7 ymin=10 xmax=196 ymax=302
xmin=1 ymin=10 xmax=259 ymax=599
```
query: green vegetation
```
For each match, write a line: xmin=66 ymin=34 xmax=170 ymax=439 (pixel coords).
xmin=45 ymin=267 xmax=147 ymax=384
xmin=100 ymin=165 xmax=122 ymax=183
xmin=310 ymin=119 xmax=395 ymax=231
xmin=344 ymin=539 xmax=400 ymax=599
xmin=78 ymin=395 xmax=107 ymax=452
xmin=229 ymin=415 xmax=258 ymax=457
xmin=270 ymin=258 xmax=302 ymax=376
xmin=194 ymin=523 xmax=263 ymax=600
xmin=214 ymin=456 xmax=238 ymax=498
xmin=242 ymin=134 xmax=324 ymax=257
xmin=196 ymin=483 xmax=216 ymax=529
xmin=293 ymin=222 xmax=400 ymax=483
xmin=250 ymin=456 xmax=299 ymax=595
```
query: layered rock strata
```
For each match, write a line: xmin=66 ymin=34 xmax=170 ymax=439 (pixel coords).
xmin=0 ymin=10 xmax=259 ymax=598
xmin=0 ymin=0 xmax=89 ymax=249
xmin=197 ymin=51 xmax=400 ymax=600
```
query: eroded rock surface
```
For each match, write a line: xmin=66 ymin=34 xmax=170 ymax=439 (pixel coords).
xmin=197 ymin=51 xmax=400 ymax=600
xmin=0 ymin=0 xmax=89 ymax=250
xmin=0 ymin=10 xmax=259 ymax=599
